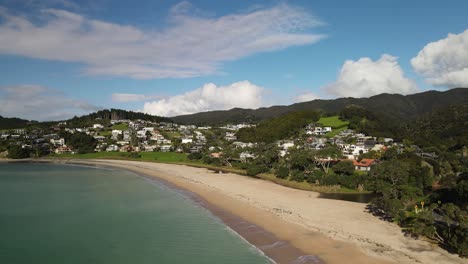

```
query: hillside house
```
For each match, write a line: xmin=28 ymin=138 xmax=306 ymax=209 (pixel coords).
xmin=352 ymin=159 xmax=376 ymax=171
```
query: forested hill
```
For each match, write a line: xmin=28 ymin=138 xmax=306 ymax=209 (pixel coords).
xmin=0 ymin=116 xmax=33 ymax=129
xmin=172 ymin=88 xmax=468 ymax=125
xmin=67 ymin=109 xmax=172 ymax=127
xmin=0 ymin=109 xmax=172 ymax=129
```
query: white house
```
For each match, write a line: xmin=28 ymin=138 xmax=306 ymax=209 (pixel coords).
xmin=106 ymin=145 xmax=119 ymax=152
xmin=93 ymin=124 xmax=104 ymax=129
xmin=50 ymin=138 xmax=65 ymax=146
xmin=182 ymin=137 xmax=193 ymax=144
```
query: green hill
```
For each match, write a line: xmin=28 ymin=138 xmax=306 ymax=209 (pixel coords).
xmin=172 ymin=88 xmax=468 ymax=126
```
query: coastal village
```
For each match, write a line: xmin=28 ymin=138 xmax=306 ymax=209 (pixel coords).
xmin=0 ymin=114 xmax=415 ymax=173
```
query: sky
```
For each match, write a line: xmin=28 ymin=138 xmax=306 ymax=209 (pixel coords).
xmin=0 ymin=0 xmax=467 ymax=121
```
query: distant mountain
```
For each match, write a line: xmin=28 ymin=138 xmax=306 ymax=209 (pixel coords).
xmin=172 ymin=88 xmax=468 ymax=125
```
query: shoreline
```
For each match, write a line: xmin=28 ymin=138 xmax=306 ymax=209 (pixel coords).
xmin=4 ymin=158 xmax=466 ymax=264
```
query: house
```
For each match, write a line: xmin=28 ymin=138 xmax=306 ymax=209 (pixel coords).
xmin=111 ymin=130 xmax=122 ymax=140
xmin=210 ymin=152 xmax=223 ymax=158
xmin=55 ymin=146 xmax=73 ymax=154
xmin=93 ymin=136 xmax=106 ymax=142
xmin=225 ymin=132 xmax=237 ymax=141
xmin=352 ymin=159 xmax=376 ymax=171
xmin=240 ymin=152 xmax=256 ymax=162
xmin=181 ymin=137 xmax=193 ymax=144
xmin=106 ymin=144 xmax=119 ymax=152
xmin=50 ymin=138 xmax=65 ymax=146
xmin=93 ymin=124 xmax=104 ymax=129
xmin=160 ymin=145 xmax=172 ymax=152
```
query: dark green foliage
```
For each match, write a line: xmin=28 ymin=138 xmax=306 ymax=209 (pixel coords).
xmin=333 ymin=160 xmax=355 ymax=176
xmin=237 ymin=110 xmax=320 ymax=143
xmin=275 ymin=166 xmax=289 ymax=179
xmin=306 ymin=170 xmax=325 ymax=184
xmin=321 ymin=173 xmax=340 ymax=186
xmin=188 ymin=152 xmax=202 ymax=160
xmin=0 ymin=116 xmax=33 ymax=129
xmin=67 ymin=109 xmax=172 ymax=127
xmin=290 ymin=170 xmax=306 ymax=182
xmin=405 ymin=105 xmax=468 ymax=151
xmin=246 ymin=164 xmax=269 ymax=176
xmin=128 ymin=152 xmax=141 ymax=159
xmin=62 ymin=132 xmax=97 ymax=154
xmin=7 ymin=145 xmax=30 ymax=159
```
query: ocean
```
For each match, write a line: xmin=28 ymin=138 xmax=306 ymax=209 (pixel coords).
xmin=0 ymin=163 xmax=271 ymax=264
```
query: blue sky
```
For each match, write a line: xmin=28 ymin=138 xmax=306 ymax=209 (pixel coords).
xmin=0 ymin=0 xmax=467 ymax=120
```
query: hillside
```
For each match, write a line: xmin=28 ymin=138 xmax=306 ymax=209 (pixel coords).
xmin=172 ymin=88 xmax=468 ymax=125
xmin=0 ymin=109 xmax=172 ymax=130
xmin=0 ymin=116 xmax=34 ymax=130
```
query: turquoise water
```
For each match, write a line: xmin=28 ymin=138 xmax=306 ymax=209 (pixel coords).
xmin=0 ymin=163 xmax=271 ymax=264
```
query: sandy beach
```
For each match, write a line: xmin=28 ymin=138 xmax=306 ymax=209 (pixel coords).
xmin=27 ymin=159 xmax=467 ymax=264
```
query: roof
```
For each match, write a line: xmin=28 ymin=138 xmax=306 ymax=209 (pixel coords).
xmin=352 ymin=158 xmax=376 ymax=167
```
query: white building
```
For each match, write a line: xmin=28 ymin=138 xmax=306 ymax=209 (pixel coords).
xmin=50 ymin=138 xmax=65 ymax=146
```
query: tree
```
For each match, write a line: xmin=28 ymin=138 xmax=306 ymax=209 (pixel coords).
xmin=333 ymin=160 xmax=355 ymax=176
xmin=7 ymin=145 xmax=30 ymax=159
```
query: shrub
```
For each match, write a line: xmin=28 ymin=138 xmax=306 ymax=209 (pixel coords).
xmin=290 ymin=170 xmax=305 ymax=182
xmin=246 ymin=164 xmax=268 ymax=176
xmin=275 ymin=166 xmax=289 ymax=179
xmin=128 ymin=152 xmax=141 ymax=158
xmin=188 ymin=152 xmax=202 ymax=160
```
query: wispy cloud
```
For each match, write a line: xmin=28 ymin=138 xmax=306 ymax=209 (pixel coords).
xmin=111 ymin=93 xmax=162 ymax=103
xmin=0 ymin=3 xmax=325 ymax=79
xmin=143 ymin=81 xmax=265 ymax=116
xmin=0 ymin=85 xmax=101 ymax=121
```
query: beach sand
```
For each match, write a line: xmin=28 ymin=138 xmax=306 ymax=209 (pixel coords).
xmin=38 ymin=159 xmax=467 ymax=264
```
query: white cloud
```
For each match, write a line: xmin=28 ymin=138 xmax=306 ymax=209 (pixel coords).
xmin=111 ymin=93 xmax=163 ymax=102
xmin=0 ymin=85 xmax=100 ymax=121
xmin=0 ymin=3 xmax=325 ymax=79
xmin=143 ymin=81 xmax=264 ymax=116
xmin=322 ymin=54 xmax=419 ymax=98
xmin=295 ymin=92 xmax=320 ymax=103
xmin=411 ymin=29 xmax=468 ymax=87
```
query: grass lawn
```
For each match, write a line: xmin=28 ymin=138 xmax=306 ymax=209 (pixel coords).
xmin=318 ymin=116 xmax=349 ymax=128
xmin=317 ymin=116 xmax=349 ymax=138
xmin=111 ymin=123 xmax=129 ymax=130
xmin=50 ymin=151 xmax=189 ymax=163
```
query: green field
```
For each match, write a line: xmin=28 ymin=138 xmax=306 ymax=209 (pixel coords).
xmin=317 ymin=116 xmax=349 ymax=138
xmin=111 ymin=123 xmax=129 ymax=130
xmin=51 ymin=151 xmax=189 ymax=163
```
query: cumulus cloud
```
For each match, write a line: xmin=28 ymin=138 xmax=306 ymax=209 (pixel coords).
xmin=0 ymin=3 xmax=325 ymax=79
xmin=411 ymin=29 xmax=468 ymax=87
xmin=295 ymin=92 xmax=320 ymax=103
xmin=143 ymin=81 xmax=264 ymax=116
xmin=0 ymin=85 xmax=101 ymax=121
xmin=322 ymin=54 xmax=419 ymax=98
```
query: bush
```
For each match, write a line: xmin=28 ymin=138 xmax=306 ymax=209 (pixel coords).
xmin=275 ymin=166 xmax=289 ymax=179
xmin=307 ymin=169 xmax=324 ymax=184
xmin=128 ymin=152 xmax=141 ymax=158
xmin=290 ymin=170 xmax=305 ymax=182
xmin=321 ymin=173 xmax=340 ymax=186
xmin=246 ymin=164 xmax=269 ymax=176
xmin=7 ymin=145 xmax=30 ymax=159
xmin=188 ymin=152 xmax=202 ymax=160
xmin=333 ymin=160 xmax=355 ymax=176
